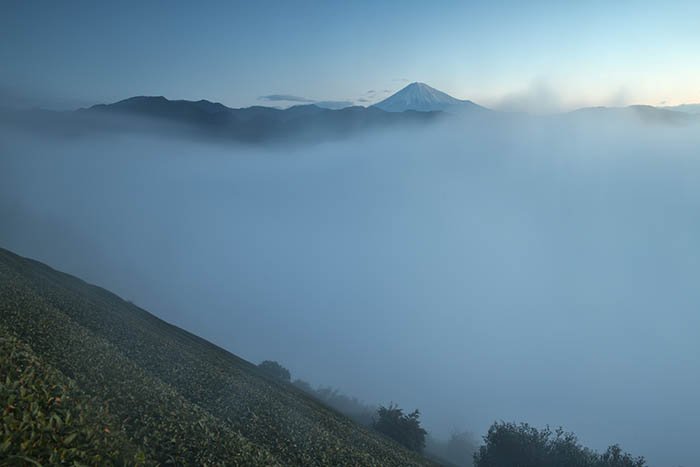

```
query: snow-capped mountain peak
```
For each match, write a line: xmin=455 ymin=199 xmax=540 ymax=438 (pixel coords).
xmin=373 ymin=82 xmax=484 ymax=113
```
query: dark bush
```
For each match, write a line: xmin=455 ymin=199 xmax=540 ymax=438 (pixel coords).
xmin=473 ymin=422 xmax=646 ymax=467
xmin=257 ymin=360 xmax=291 ymax=382
xmin=373 ymin=403 xmax=427 ymax=453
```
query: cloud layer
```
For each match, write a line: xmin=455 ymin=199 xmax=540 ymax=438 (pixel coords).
xmin=259 ymin=94 xmax=354 ymax=109
xmin=1 ymin=114 xmax=699 ymax=467
xmin=259 ymin=94 xmax=316 ymax=103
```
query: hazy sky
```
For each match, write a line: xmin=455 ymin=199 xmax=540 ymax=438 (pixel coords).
xmin=2 ymin=0 xmax=700 ymax=110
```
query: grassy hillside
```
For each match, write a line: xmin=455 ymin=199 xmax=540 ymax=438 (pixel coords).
xmin=0 ymin=247 xmax=434 ymax=466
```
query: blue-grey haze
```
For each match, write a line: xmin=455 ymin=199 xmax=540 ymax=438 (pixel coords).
xmin=1 ymin=114 xmax=699 ymax=467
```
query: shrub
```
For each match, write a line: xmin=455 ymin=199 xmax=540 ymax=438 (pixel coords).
xmin=257 ymin=360 xmax=291 ymax=382
xmin=373 ymin=403 xmax=427 ymax=453
xmin=473 ymin=422 xmax=646 ymax=467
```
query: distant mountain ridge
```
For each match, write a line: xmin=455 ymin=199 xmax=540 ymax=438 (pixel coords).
xmin=568 ymin=104 xmax=695 ymax=125
xmin=0 ymin=95 xmax=444 ymax=143
xmin=87 ymin=96 xmax=443 ymax=141
xmin=373 ymin=82 xmax=486 ymax=113
xmin=2 ymin=87 xmax=699 ymax=145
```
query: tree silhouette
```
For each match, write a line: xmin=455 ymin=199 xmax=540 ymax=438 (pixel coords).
xmin=257 ymin=360 xmax=291 ymax=382
xmin=474 ymin=422 xmax=646 ymax=467
xmin=372 ymin=403 xmax=427 ymax=452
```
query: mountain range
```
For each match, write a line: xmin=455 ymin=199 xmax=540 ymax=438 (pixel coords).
xmin=0 ymin=94 xmax=443 ymax=143
xmin=568 ymin=104 xmax=696 ymax=125
xmin=1 ymin=82 xmax=698 ymax=144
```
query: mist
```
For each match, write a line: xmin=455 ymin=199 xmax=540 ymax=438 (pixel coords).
xmin=1 ymin=114 xmax=699 ymax=467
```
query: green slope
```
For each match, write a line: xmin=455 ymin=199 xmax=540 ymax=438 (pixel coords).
xmin=0 ymin=247 xmax=433 ymax=466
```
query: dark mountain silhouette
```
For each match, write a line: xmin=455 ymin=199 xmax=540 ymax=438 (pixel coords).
xmin=3 ymin=92 xmax=697 ymax=144
xmin=82 ymin=96 xmax=444 ymax=142
xmin=0 ymin=95 xmax=444 ymax=143
xmin=87 ymin=96 xmax=233 ymax=123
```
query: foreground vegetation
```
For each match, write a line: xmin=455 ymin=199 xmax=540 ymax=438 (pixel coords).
xmin=272 ymin=361 xmax=647 ymax=467
xmin=474 ymin=422 xmax=646 ymax=467
xmin=0 ymin=246 xmax=649 ymax=466
xmin=0 ymin=330 xmax=140 ymax=465
xmin=0 ymin=247 xmax=432 ymax=465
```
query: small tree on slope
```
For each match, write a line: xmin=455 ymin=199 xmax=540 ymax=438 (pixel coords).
xmin=372 ymin=403 xmax=427 ymax=453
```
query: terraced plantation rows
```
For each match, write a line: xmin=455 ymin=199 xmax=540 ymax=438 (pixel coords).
xmin=0 ymin=247 xmax=434 ymax=466
xmin=0 ymin=328 xmax=141 ymax=465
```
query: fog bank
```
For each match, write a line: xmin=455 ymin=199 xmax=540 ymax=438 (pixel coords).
xmin=1 ymin=116 xmax=699 ymax=466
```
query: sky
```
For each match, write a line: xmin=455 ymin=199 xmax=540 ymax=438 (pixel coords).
xmin=2 ymin=0 xmax=700 ymax=111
